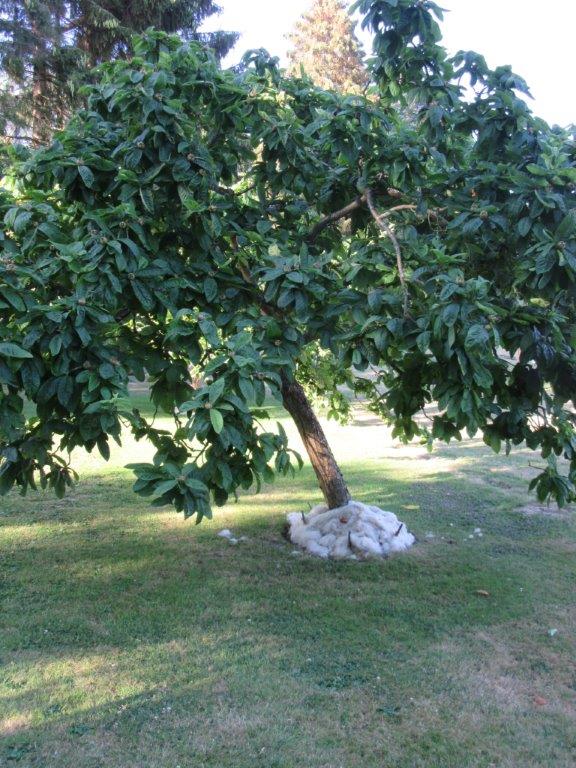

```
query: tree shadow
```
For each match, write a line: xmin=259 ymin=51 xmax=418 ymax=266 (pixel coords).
xmin=1 ymin=461 xmax=575 ymax=766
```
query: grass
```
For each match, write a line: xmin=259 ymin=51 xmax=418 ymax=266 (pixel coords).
xmin=1 ymin=399 xmax=575 ymax=767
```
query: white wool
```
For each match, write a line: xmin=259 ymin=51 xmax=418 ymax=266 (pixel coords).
xmin=287 ymin=500 xmax=415 ymax=559
xmin=217 ymin=529 xmax=247 ymax=545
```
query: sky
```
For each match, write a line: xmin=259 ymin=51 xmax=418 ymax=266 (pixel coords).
xmin=201 ymin=0 xmax=575 ymax=127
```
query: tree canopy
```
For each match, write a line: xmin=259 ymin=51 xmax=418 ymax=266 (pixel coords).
xmin=0 ymin=0 xmax=237 ymax=144
xmin=287 ymin=0 xmax=369 ymax=93
xmin=0 ymin=0 xmax=575 ymax=521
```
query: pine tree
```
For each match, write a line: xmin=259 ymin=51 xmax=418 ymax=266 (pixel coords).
xmin=0 ymin=2 xmax=67 ymax=144
xmin=287 ymin=0 xmax=369 ymax=93
xmin=0 ymin=1 xmax=237 ymax=144
xmin=70 ymin=1 xmax=237 ymax=66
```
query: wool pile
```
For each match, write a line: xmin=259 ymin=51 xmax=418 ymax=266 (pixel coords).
xmin=287 ymin=500 xmax=415 ymax=559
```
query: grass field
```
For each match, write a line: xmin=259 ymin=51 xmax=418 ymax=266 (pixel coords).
xmin=1 ymin=399 xmax=575 ymax=767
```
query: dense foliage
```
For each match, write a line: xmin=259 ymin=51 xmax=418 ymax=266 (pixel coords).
xmin=0 ymin=0 xmax=575 ymax=521
xmin=287 ymin=0 xmax=369 ymax=93
xmin=0 ymin=0 xmax=236 ymax=143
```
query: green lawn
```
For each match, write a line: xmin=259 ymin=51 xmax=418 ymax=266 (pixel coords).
xmin=1 ymin=402 xmax=575 ymax=767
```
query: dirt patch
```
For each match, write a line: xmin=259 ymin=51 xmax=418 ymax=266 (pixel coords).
xmin=0 ymin=712 xmax=32 ymax=735
xmin=517 ymin=503 xmax=569 ymax=519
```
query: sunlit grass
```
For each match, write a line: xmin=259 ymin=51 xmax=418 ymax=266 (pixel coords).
xmin=1 ymin=400 xmax=575 ymax=767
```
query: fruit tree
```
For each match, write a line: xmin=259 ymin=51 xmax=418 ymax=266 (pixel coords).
xmin=0 ymin=1 xmax=574 ymax=523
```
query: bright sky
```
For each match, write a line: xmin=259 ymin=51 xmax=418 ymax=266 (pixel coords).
xmin=202 ymin=0 xmax=575 ymax=127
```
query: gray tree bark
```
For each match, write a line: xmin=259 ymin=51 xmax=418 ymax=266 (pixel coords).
xmin=280 ymin=372 xmax=351 ymax=509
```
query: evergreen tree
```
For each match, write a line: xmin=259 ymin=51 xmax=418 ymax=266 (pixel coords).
xmin=70 ymin=1 xmax=237 ymax=66
xmin=287 ymin=0 xmax=369 ymax=93
xmin=0 ymin=1 xmax=237 ymax=144
xmin=0 ymin=2 xmax=70 ymax=144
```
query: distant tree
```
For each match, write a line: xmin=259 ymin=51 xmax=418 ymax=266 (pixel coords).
xmin=287 ymin=0 xmax=369 ymax=93
xmin=0 ymin=1 xmax=70 ymax=144
xmin=71 ymin=1 xmax=237 ymax=66
xmin=0 ymin=1 xmax=237 ymax=144
xmin=0 ymin=2 xmax=575 ymax=528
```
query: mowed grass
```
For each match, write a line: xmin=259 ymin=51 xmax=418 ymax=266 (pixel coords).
xmin=1 ymin=400 xmax=575 ymax=768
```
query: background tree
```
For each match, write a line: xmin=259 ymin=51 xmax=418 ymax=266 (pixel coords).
xmin=0 ymin=0 xmax=237 ymax=144
xmin=70 ymin=1 xmax=237 ymax=66
xmin=0 ymin=2 xmax=575 ymax=533
xmin=287 ymin=0 xmax=369 ymax=93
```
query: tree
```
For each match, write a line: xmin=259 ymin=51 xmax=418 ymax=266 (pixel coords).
xmin=0 ymin=1 xmax=70 ymax=144
xmin=70 ymin=1 xmax=237 ymax=66
xmin=287 ymin=0 xmax=369 ymax=93
xmin=0 ymin=1 xmax=237 ymax=144
xmin=0 ymin=1 xmax=575 ymax=530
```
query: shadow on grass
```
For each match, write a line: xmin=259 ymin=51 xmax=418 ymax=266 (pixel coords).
xmin=1 ymin=465 xmax=572 ymax=645
xmin=1 ymin=457 xmax=575 ymax=766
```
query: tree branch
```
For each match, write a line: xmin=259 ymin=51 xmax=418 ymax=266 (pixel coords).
xmin=0 ymin=133 xmax=42 ymax=146
xmin=212 ymin=182 xmax=258 ymax=198
xmin=374 ymin=203 xmax=417 ymax=218
xmin=306 ymin=195 xmax=366 ymax=242
xmin=365 ymin=188 xmax=409 ymax=316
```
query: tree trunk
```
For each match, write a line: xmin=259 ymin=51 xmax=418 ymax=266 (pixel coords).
xmin=280 ymin=372 xmax=351 ymax=509
xmin=30 ymin=10 xmax=50 ymax=145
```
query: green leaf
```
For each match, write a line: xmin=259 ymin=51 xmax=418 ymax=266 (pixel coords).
xmin=277 ymin=290 xmax=293 ymax=309
xmin=49 ymin=335 xmax=63 ymax=356
xmin=535 ymin=247 xmax=556 ymax=274
xmin=98 ymin=435 xmax=111 ymax=460
xmin=526 ymin=163 xmax=548 ymax=176
xmin=0 ymin=287 xmax=26 ymax=312
xmin=441 ymin=304 xmax=460 ymax=327
xmin=0 ymin=342 xmax=33 ymax=359
xmin=152 ymin=479 xmax=178 ymax=498
xmin=53 ymin=473 xmax=66 ymax=499
xmin=99 ymin=362 xmax=116 ymax=380
xmin=57 ymin=376 xmax=74 ymax=408
xmin=462 ymin=218 xmax=483 ymax=235
xmin=125 ymin=149 xmax=143 ymax=169
xmin=132 ymin=280 xmax=154 ymax=310
xmin=208 ymin=377 xmax=226 ymax=403
xmin=141 ymin=164 xmax=165 ymax=184
xmin=3 ymin=207 xmax=19 ymax=229
xmin=139 ymin=188 xmax=154 ymax=213
xmin=517 ymin=217 xmax=531 ymax=237
xmin=204 ymin=277 xmax=218 ymax=302
xmin=257 ymin=220 xmax=273 ymax=235
xmin=13 ymin=210 xmax=33 ymax=234
xmin=465 ymin=324 xmax=490 ymax=349
xmin=185 ymin=478 xmax=209 ymax=494
xmin=416 ymin=331 xmax=431 ymax=353
xmin=238 ymin=377 xmax=254 ymax=403
xmin=268 ymin=244 xmax=281 ymax=257
xmin=209 ymin=408 xmax=224 ymax=434
xmin=182 ymin=197 xmax=208 ymax=214
xmin=78 ymin=166 xmax=95 ymax=188
xmin=556 ymin=211 xmax=576 ymax=239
